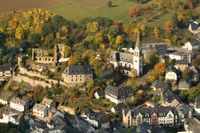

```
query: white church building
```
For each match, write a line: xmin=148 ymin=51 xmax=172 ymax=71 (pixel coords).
xmin=109 ymin=32 xmax=144 ymax=76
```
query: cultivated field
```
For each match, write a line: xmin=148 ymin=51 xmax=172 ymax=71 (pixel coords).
xmin=0 ymin=0 xmax=64 ymax=12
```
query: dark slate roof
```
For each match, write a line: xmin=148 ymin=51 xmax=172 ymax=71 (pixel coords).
xmin=195 ymin=95 xmax=200 ymax=108
xmin=162 ymin=89 xmax=180 ymax=103
xmin=152 ymin=80 xmax=171 ymax=91
xmin=95 ymin=89 xmax=105 ymax=97
xmin=154 ymin=44 xmax=168 ymax=55
xmin=177 ymin=104 xmax=192 ymax=117
xmin=152 ymin=80 xmax=164 ymax=89
xmin=130 ymin=106 xmax=175 ymax=118
xmin=112 ymin=103 xmax=126 ymax=113
xmin=0 ymin=64 xmax=11 ymax=72
xmin=86 ymin=110 xmax=109 ymax=124
xmin=166 ymin=65 xmax=177 ymax=73
xmin=175 ymin=60 xmax=189 ymax=65
xmin=190 ymin=65 xmax=200 ymax=73
xmin=110 ymin=51 xmax=133 ymax=63
xmin=105 ymin=85 xmax=134 ymax=99
xmin=63 ymin=65 xmax=93 ymax=75
xmin=190 ymin=21 xmax=200 ymax=30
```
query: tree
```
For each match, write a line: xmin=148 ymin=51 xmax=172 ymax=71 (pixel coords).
xmin=145 ymin=51 xmax=159 ymax=65
xmin=15 ymin=26 xmax=24 ymax=40
xmin=182 ymin=67 xmax=192 ymax=79
xmin=68 ymin=56 xmax=78 ymax=65
xmin=186 ymin=0 xmax=194 ymax=10
xmin=107 ymin=0 xmax=112 ymax=7
xmin=128 ymin=7 xmax=139 ymax=17
xmin=153 ymin=27 xmax=160 ymax=38
xmin=87 ymin=21 xmax=99 ymax=33
xmin=130 ymin=70 xmax=137 ymax=79
xmin=164 ymin=20 xmax=173 ymax=38
xmin=148 ymin=61 xmax=166 ymax=82
xmin=115 ymin=35 xmax=124 ymax=45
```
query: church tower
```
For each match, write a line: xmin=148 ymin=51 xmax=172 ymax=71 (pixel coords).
xmin=54 ymin=44 xmax=58 ymax=65
xmin=133 ymin=32 xmax=144 ymax=76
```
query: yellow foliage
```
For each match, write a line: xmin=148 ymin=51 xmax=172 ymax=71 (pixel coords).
xmin=115 ymin=35 xmax=124 ymax=45
xmin=95 ymin=32 xmax=103 ymax=44
xmin=15 ymin=26 xmax=24 ymax=40
xmin=87 ymin=21 xmax=99 ymax=33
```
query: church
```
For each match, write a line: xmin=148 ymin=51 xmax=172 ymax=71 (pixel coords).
xmin=109 ymin=32 xmax=144 ymax=76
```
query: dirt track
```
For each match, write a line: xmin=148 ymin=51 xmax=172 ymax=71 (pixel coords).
xmin=0 ymin=0 xmax=64 ymax=12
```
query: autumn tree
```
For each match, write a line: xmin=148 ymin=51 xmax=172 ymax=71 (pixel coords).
xmin=128 ymin=7 xmax=139 ymax=17
xmin=87 ymin=21 xmax=99 ymax=33
xmin=148 ymin=61 xmax=166 ymax=82
xmin=68 ymin=56 xmax=78 ymax=65
xmin=153 ymin=27 xmax=160 ymax=38
xmin=115 ymin=35 xmax=124 ymax=45
xmin=164 ymin=20 xmax=173 ymax=38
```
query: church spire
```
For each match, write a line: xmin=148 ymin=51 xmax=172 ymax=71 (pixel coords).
xmin=135 ymin=32 xmax=141 ymax=49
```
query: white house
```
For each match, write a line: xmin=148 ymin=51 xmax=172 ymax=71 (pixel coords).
xmin=105 ymin=85 xmax=134 ymax=104
xmin=94 ymin=89 xmax=105 ymax=99
xmin=0 ymin=106 xmax=23 ymax=125
xmin=0 ymin=64 xmax=12 ymax=81
xmin=33 ymin=103 xmax=49 ymax=118
xmin=41 ymin=97 xmax=55 ymax=108
xmin=33 ymin=98 xmax=55 ymax=118
xmin=10 ymin=97 xmax=29 ymax=112
xmin=165 ymin=66 xmax=178 ymax=82
xmin=168 ymin=51 xmax=192 ymax=63
xmin=182 ymin=41 xmax=199 ymax=51
xmin=194 ymin=95 xmax=200 ymax=115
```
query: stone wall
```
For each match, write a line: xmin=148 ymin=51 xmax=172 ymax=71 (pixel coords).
xmin=12 ymin=74 xmax=52 ymax=88
xmin=19 ymin=66 xmax=47 ymax=79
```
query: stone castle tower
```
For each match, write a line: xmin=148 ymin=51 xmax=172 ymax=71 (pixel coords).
xmin=133 ymin=32 xmax=144 ymax=76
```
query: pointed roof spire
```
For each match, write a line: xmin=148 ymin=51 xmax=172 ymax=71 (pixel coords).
xmin=135 ymin=32 xmax=141 ymax=49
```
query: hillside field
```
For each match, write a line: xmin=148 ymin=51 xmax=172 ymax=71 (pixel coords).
xmin=0 ymin=0 xmax=177 ymax=27
xmin=50 ymin=0 xmax=138 ymax=22
xmin=0 ymin=0 xmax=64 ymax=12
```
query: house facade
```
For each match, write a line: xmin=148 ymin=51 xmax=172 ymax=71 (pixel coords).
xmin=10 ymin=97 xmax=29 ymax=112
xmin=33 ymin=103 xmax=49 ymax=118
xmin=168 ymin=52 xmax=192 ymax=63
xmin=0 ymin=91 xmax=14 ymax=105
xmin=165 ymin=66 xmax=178 ymax=82
xmin=0 ymin=64 xmax=12 ymax=81
xmin=182 ymin=41 xmax=199 ymax=51
xmin=194 ymin=95 xmax=200 ymax=114
xmin=0 ymin=106 xmax=23 ymax=125
xmin=122 ymin=106 xmax=178 ymax=127
xmin=33 ymin=98 xmax=54 ymax=118
xmin=62 ymin=65 xmax=93 ymax=85
xmin=105 ymin=85 xmax=134 ymax=104
xmin=109 ymin=32 xmax=144 ymax=76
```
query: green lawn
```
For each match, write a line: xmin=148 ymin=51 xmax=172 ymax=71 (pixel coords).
xmin=148 ymin=11 xmax=175 ymax=28
xmin=50 ymin=0 xmax=138 ymax=22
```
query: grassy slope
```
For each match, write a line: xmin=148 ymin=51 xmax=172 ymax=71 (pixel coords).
xmin=148 ymin=11 xmax=175 ymax=28
xmin=50 ymin=0 xmax=136 ymax=22
xmin=51 ymin=0 xmax=176 ymax=28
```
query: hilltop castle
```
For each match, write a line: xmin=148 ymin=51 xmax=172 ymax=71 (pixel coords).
xmin=109 ymin=32 xmax=144 ymax=76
